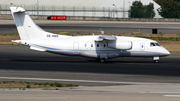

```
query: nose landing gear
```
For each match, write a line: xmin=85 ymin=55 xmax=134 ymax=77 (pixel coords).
xmin=154 ymin=60 xmax=159 ymax=63
xmin=96 ymin=58 xmax=106 ymax=63
xmin=153 ymin=57 xmax=159 ymax=63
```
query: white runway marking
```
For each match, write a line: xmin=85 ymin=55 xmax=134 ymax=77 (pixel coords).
xmin=141 ymin=92 xmax=180 ymax=94
xmin=0 ymin=77 xmax=172 ymax=85
xmin=163 ymin=95 xmax=180 ymax=97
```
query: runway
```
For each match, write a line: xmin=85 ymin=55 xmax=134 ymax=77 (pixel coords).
xmin=1 ymin=20 xmax=180 ymax=34
xmin=1 ymin=20 xmax=180 ymax=101
xmin=0 ymin=45 xmax=180 ymax=86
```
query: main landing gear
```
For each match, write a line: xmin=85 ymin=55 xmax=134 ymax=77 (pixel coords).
xmin=96 ymin=58 xmax=106 ymax=63
xmin=153 ymin=57 xmax=159 ymax=63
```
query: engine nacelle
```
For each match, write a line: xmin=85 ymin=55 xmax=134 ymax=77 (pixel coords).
xmin=108 ymin=40 xmax=132 ymax=50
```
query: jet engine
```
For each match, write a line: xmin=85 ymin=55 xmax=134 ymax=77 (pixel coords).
xmin=108 ymin=40 xmax=132 ymax=50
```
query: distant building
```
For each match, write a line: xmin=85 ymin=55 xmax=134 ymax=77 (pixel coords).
xmin=0 ymin=0 xmax=162 ymax=18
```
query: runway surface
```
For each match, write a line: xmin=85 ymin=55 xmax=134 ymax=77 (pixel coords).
xmin=0 ymin=45 xmax=180 ymax=86
xmin=1 ymin=20 xmax=180 ymax=34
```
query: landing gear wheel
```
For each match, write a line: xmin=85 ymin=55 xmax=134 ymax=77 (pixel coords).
xmin=154 ymin=60 xmax=159 ymax=63
xmin=100 ymin=58 xmax=105 ymax=63
xmin=153 ymin=57 xmax=159 ymax=63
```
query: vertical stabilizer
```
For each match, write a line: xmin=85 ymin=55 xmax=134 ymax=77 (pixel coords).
xmin=10 ymin=7 xmax=51 ymax=40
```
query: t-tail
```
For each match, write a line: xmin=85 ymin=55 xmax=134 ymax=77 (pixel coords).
xmin=10 ymin=6 xmax=67 ymax=41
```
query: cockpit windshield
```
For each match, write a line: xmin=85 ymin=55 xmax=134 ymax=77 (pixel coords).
xmin=150 ymin=42 xmax=161 ymax=47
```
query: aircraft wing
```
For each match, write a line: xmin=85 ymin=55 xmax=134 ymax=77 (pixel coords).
xmin=95 ymin=35 xmax=117 ymax=41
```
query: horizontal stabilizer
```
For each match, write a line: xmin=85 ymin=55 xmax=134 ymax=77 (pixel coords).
xmin=12 ymin=40 xmax=20 ymax=43
xmin=11 ymin=7 xmax=26 ymax=13
xmin=12 ymin=40 xmax=28 ymax=45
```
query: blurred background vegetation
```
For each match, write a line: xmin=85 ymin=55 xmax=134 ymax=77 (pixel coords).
xmin=155 ymin=0 xmax=180 ymax=18
xmin=129 ymin=0 xmax=180 ymax=18
xmin=129 ymin=1 xmax=155 ymax=18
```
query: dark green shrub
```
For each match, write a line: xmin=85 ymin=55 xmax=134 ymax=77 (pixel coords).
xmin=26 ymin=85 xmax=31 ymax=88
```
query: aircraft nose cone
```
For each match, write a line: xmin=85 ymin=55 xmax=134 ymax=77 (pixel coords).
xmin=167 ymin=51 xmax=170 ymax=55
xmin=161 ymin=49 xmax=170 ymax=56
xmin=165 ymin=51 xmax=170 ymax=56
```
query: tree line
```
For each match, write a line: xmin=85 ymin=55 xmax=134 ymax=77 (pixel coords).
xmin=129 ymin=1 xmax=155 ymax=18
xmin=129 ymin=0 xmax=180 ymax=18
xmin=156 ymin=0 xmax=180 ymax=18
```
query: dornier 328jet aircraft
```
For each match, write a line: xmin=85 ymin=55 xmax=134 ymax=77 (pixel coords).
xmin=10 ymin=6 xmax=170 ymax=63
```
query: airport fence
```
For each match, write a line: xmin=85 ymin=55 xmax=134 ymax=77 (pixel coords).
xmin=0 ymin=4 xmax=129 ymax=18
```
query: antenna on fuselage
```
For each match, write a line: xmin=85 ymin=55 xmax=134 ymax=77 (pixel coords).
xmin=10 ymin=3 xmax=13 ymax=6
xmin=100 ymin=28 xmax=104 ymax=34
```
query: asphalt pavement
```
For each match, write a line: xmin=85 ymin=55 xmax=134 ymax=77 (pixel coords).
xmin=0 ymin=45 xmax=180 ymax=86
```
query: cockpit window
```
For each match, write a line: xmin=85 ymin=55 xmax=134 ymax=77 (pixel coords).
xmin=150 ymin=43 xmax=156 ymax=46
xmin=155 ymin=43 xmax=161 ymax=46
xmin=150 ymin=42 xmax=161 ymax=47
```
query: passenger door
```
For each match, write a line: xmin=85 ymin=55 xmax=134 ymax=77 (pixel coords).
xmin=73 ymin=42 xmax=79 ymax=54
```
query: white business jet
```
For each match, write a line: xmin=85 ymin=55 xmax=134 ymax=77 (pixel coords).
xmin=10 ymin=6 xmax=170 ymax=63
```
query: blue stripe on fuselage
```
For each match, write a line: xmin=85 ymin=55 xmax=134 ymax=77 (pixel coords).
xmin=35 ymin=45 xmax=153 ymax=53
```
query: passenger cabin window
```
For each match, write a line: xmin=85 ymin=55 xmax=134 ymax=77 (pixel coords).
xmin=91 ymin=44 xmax=93 ymax=47
xmin=150 ymin=42 xmax=161 ymax=47
xmin=97 ymin=44 xmax=99 ymax=47
xmin=104 ymin=44 xmax=106 ymax=47
xmin=85 ymin=44 xmax=86 ymax=47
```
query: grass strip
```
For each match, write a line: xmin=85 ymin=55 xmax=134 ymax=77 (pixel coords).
xmin=0 ymin=81 xmax=78 ymax=88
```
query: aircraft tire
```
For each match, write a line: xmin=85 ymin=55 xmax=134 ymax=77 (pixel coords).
xmin=154 ymin=60 xmax=159 ymax=63
xmin=100 ymin=58 xmax=105 ymax=63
